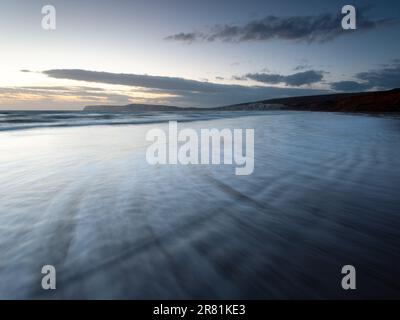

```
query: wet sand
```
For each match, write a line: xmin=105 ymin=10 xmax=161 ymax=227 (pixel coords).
xmin=0 ymin=111 xmax=399 ymax=299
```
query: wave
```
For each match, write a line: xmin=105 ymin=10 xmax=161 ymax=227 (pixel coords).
xmin=0 ymin=111 xmax=278 ymax=132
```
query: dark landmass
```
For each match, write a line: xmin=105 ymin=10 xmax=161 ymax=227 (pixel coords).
xmin=84 ymin=88 xmax=400 ymax=113
xmin=221 ymin=88 xmax=400 ymax=112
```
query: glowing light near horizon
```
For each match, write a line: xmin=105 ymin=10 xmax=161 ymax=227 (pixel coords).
xmin=0 ymin=79 xmax=181 ymax=109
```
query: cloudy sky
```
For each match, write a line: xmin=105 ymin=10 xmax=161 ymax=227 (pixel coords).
xmin=1 ymin=0 xmax=400 ymax=109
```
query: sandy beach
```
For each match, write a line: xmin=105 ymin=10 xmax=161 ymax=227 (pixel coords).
xmin=0 ymin=111 xmax=400 ymax=299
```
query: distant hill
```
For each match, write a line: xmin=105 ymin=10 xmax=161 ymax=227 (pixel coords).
xmin=219 ymin=88 xmax=400 ymax=112
xmin=84 ymin=89 xmax=400 ymax=113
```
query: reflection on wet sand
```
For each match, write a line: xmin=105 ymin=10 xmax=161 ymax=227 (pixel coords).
xmin=0 ymin=111 xmax=399 ymax=299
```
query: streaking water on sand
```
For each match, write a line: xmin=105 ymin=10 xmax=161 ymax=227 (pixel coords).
xmin=0 ymin=110 xmax=262 ymax=131
xmin=0 ymin=111 xmax=399 ymax=298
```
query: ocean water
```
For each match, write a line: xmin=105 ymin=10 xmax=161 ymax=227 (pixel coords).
xmin=0 ymin=111 xmax=399 ymax=299
xmin=0 ymin=110 xmax=252 ymax=131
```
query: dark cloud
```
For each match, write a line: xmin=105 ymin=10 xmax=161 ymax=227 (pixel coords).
xmin=42 ymin=69 xmax=327 ymax=108
xmin=43 ymin=69 xmax=233 ymax=94
xmin=164 ymin=32 xmax=198 ymax=43
xmin=232 ymin=75 xmax=247 ymax=81
xmin=165 ymin=7 xmax=396 ymax=44
xmin=246 ymin=73 xmax=282 ymax=84
xmin=330 ymin=81 xmax=372 ymax=92
xmin=355 ymin=61 xmax=400 ymax=89
xmin=246 ymin=70 xmax=324 ymax=86
xmin=331 ymin=60 xmax=400 ymax=91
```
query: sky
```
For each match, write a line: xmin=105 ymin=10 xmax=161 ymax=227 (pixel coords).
xmin=0 ymin=0 xmax=399 ymax=109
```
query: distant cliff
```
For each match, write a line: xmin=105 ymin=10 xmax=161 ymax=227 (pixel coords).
xmin=220 ymin=88 xmax=400 ymax=112
xmin=84 ymin=89 xmax=400 ymax=113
